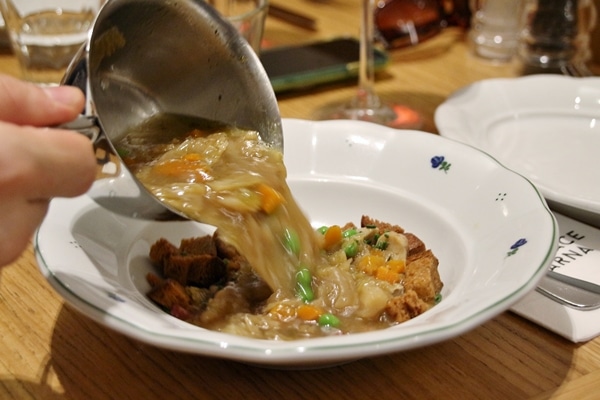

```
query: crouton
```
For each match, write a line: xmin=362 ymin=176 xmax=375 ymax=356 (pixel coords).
xmin=149 ymin=235 xmax=228 ymax=288
xmin=361 ymin=215 xmax=405 ymax=234
xmin=149 ymin=238 xmax=178 ymax=266
xmin=163 ymin=253 xmax=226 ymax=287
xmin=404 ymin=232 xmax=426 ymax=256
xmin=179 ymin=236 xmax=217 ymax=256
xmin=213 ymin=230 xmax=241 ymax=259
xmin=386 ymin=289 xmax=432 ymax=323
xmin=404 ymin=249 xmax=443 ymax=303
xmin=147 ymin=278 xmax=191 ymax=311
xmin=214 ymin=230 xmax=249 ymax=273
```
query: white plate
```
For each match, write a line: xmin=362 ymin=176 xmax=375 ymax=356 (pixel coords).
xmin=35 ymin=118 xmax=557 ymax=367
xmin=435 ymin=75 xmax=600 ymax=227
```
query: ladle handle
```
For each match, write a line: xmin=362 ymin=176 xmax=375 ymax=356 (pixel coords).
xmin=58 ymin=114 xmax=101 ymax=142
xmin=58 ymin=45 xmax=101 ymax=142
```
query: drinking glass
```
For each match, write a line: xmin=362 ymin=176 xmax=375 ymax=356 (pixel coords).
xmin=314 ymin=0 xmax=423 ymax=129
xmin=209 ymin=0 xmax=268 ymax=54
xmin=0 ymin=0 xmax=102 ymax=85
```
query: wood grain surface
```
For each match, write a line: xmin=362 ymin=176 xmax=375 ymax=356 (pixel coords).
xmin=1 ymin=1 xmax=598 ymax=398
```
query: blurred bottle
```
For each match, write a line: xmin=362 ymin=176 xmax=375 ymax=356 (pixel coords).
xmin=468 ymin=0 xmax=523 ymax=61
xmin=374 ymin=0 xmax=471 ymax=49
xmin=518 ymin=0 xmax=597 ymax=73
xmin=440 ymin=0 xmax=471 ymax=28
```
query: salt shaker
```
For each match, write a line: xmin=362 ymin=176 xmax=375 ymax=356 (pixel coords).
xmin=518 ymin=0 xmax=597 ymax=74
xmin=468 ymin=0 xmax=523 ymax=61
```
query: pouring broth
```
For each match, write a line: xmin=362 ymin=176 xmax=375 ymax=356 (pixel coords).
xmin=118 ymin=114 xmax=443 ymax=339
xmin=118 ymin=113 xmax=319 ymax=294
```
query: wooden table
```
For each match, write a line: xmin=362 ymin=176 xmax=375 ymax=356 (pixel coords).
xmin=1 ymin=1 xmax=599 ymax=399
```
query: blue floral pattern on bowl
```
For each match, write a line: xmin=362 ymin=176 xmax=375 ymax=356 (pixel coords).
xmin=431 ymin=155 xmax=451 ymax=173
xmin=507 ymin=238 xmax=528 ymax=257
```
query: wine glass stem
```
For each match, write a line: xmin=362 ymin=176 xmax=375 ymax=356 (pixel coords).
xmin=355 ymin=0 xmax=380 ymax=110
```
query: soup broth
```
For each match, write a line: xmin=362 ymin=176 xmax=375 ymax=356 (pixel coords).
xmin=117 ymin=114 xmax=443 ymax=339
xmin=118 ymin=114 xmax=319 ymax=294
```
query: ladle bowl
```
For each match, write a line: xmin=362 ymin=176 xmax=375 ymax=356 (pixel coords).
xmin=62 ymin=0 xmax=282 ymax=220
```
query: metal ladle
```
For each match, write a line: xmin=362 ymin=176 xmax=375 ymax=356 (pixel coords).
xmin=61 ymin=0 xmax=282 ymax=220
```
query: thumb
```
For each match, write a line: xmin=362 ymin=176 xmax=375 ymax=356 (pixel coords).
xmin=0 ymin=74 xmax=85 ymax=126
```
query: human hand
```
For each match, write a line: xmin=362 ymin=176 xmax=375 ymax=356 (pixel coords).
xmin=0 ymin=74 xmax=96 ymax=267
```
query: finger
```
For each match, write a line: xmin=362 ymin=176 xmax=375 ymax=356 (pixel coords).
xmin=0 ymin=122 xmax=97 ymax=200
xmin=28 ymin=127 xmax=97 ymax=199
xmin=0 ymin=74 xmax=85 ymax=126
xmin=0 ymin=198 xmax=49 ymax=267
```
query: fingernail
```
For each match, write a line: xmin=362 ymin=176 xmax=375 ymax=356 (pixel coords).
xmin=43 ymin=86 xmax=83 ymax=108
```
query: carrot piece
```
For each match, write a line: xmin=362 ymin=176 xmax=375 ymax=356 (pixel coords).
xmin=183 ymin=153 xmax=202 ymax=162
xmin=386 ymin=259 xmax=406 ymax=274
xmin=151 ymin=158 xmax=207 ymax=182
xmin=257 ymin=183 xmax=285 ymax=214
xmin=358 ymin=254 xmax=386 ymax=275
xmin=269 ymin=303 xmax=296 ymax=321
xmin=323 ymin=225 xmax=342 ymax=250
xmin=152 ymin=159 xmax=196 ymax=176
xmin=297 ymin=304 xmax=322 ymax=321
xmin=376 ymin=266 xmax=400 ymax=284
xmin=152 ymin=160 xmax=185 ymax=176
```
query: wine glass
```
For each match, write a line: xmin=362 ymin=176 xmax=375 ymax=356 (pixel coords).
xmin=314 ymin=0 xmax=423 ymax=129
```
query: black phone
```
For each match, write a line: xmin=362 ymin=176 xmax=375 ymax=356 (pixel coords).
xmin=259 ymin=37 xmax=389 ymax=93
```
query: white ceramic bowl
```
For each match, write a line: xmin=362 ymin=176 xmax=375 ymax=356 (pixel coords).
xmin=35 ymin=119 xmax=557 ymax=368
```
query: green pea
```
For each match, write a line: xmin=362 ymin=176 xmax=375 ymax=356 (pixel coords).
xmin=283 ymin=228 xmax=300 ymax=257
xmin=434 ymin=293 xmax=442 ymax=304
xmin=318 ymin=313 xmax=340 ymax=327
xmin=344 ymin=240 xmax=359 ymax=258
xmin=317 ymin=226 xmax=328 ymax=235
xmin=296 ymin=283 xmax=314 ymax=303
xmin=295 ymin=268 xmax=314 ymax=303
xmin=117 ymin=148 xmax=130 ymax=158
xmin=296 ymin=267 xmax=312 ymax=286
xmin=342 ymin=228 xmax=358 ymax=238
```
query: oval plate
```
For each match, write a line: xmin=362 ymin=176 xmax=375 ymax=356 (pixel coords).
xmin=435 ymin=75 xmax=600 ymax=227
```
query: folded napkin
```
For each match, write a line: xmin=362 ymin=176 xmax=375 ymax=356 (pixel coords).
xmin=511 ymin=212 xmax=600 ymax=342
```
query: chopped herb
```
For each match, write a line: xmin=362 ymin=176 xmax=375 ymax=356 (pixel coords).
xmin=375 ymin=241 xmax=389 ymax=250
